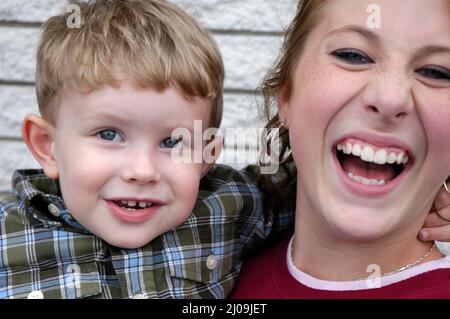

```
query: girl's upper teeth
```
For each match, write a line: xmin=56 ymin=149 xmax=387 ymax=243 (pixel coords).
xmin=337 ymin=141 xmax=409 ymax=165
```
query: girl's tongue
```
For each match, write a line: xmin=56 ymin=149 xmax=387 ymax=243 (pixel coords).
xmin=341 ymin=155 xmax=396 ymax=181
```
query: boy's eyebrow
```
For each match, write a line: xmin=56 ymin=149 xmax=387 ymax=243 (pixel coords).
xmin=84 ymin=111 xmax=131 ymax=124
xmin=83 ymin=111 xmax=196 ymax=132
xmin=326 ymin=24 xmax=450 ymax=59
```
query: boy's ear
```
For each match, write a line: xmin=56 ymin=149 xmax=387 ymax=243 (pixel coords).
xmin=22 ymin=114 xmax=59 ymax=179
xmin=201 ymin=135 xmax=224 ymax=178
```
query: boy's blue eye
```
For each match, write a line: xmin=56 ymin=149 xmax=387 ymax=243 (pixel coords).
xmin=97 ymin=129 xmax=123 ymax=142
xmin=416 ymin=67 xmax=450 ymax=81
xmin=331 ymin=49 xmax=375 ymax=65
xmin=160 ymin=136 xmax=182 ymax=148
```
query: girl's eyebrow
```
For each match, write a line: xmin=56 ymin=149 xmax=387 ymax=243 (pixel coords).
xmin=412 ymin=45 xmax=450 ymax=60
xmin=326 ymin=24 xmax=450 ymax=60
xmin=326 ymin=25 xmax=381 ymax=46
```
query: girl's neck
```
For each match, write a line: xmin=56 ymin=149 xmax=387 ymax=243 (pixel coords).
xmin=292 ymin=217 xmax=443 ymax=282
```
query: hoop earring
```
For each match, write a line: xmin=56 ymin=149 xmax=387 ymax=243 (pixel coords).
xmin=279 ymin=146 xmax=293 ymax=164
xmin=261 ymin=118 xmax=292 ymax=166
xmin=445 ymin=180 xmax=449 ymax=194
xmin=275 ymin=118 xmax=292 ymax=163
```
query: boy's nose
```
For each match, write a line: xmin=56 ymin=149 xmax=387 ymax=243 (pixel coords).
xmin=361 ymin=71 xmax=414 ymax=125
xmin=121 ymin=149 xmax=161 ymax=184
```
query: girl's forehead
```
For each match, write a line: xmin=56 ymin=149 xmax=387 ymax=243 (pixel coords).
xmin=314 ymin=0 xmax=449 ymax=48
xmin=320 ymin=0 xmax=446 ymax=25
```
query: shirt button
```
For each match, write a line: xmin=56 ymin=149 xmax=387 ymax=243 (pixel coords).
xmin=27 ymin=290 xmax=44 ymax=299
xmin=132 ymin=294 xmax=146 ymax=299
xmin=206 ymin=254 xmax=218 ymax=270
xmin=48 ymin=204 xmax=61 ymax=217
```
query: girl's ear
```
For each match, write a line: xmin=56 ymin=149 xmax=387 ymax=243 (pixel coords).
xmin=278 ymin=85 xmax=291 ymax=128
xmin=201 ymin=134 xmax=224 ymax=178
xmin=22 ymin=114 xmax=59 ymax=179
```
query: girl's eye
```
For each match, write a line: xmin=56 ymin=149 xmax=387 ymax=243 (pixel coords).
xmin=331 ymin=49 xmax=375 ymax=65
xmin=416 ymin=66 xmax=450 ymax=81
xmin=97 ymin=129 xmax=123 ymax=142
xmin=160 ymin=136 xmax=182 ymax=148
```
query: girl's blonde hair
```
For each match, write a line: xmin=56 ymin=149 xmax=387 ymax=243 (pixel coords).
xmin=36 ymin=0 xmax=224 ymax=127
xmin=259 ymin=0 xmax=328 ymax=198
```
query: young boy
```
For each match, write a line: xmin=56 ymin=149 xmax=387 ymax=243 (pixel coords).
xmin=0 ymin=0 xmax=292 ymax=299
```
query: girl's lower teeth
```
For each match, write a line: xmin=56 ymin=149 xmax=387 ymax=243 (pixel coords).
xmin=346 ymin=172 xmax=386 ymax=186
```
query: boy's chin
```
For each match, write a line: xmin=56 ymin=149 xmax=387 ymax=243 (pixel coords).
xmin=101 ymin=233 xmax=157 ymax=249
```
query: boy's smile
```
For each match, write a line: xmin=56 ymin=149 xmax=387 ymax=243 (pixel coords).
xmin=44 ymin=79 xmax=213 ymax=248
xmin=105 ymin=197 xmax=166 ymax=224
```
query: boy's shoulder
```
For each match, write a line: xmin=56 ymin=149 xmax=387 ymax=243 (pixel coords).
xmin=1 ymin=169 xmax=60 ymax=222
xmin=0 ymin=169 xmax=88 ymax=235
xmin=199 ymin=164 xmax=260 ymax=194
xmin=193 ymin=164 xmax=262 ymax=220
xmin=2 ymin=169 xmax=61 ymax=202
xmin=1 ymin=169 xmax=42 ymax=221
xmin=0 ymin=170 xmax=108 ymax=299
xmin=205 ymin=164 xmax=260 ymax=180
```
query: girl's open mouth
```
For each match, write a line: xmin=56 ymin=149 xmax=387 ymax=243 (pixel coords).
xmin=332 ymin=139 xmax=414 ymax=197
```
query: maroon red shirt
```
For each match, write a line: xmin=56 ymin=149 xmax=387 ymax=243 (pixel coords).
xmin=231 ymin=236 xmax=450 ymax=299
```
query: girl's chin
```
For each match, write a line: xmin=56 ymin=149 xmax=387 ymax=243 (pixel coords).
xmin=324 ymin=211 xmax=394 ymax=242
xmin=334 ymin=228 xmax=388 ymax=242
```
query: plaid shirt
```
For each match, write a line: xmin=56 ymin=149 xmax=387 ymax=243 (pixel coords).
xmin=0 ymin=165 xmax=293 ymax=299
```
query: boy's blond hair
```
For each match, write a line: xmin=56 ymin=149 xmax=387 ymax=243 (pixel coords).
xmin=36 ymin=0 xmax=224 ymax=127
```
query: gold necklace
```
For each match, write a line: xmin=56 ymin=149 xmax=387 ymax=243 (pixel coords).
xmin=290 ymin=241 xmax=435 ymax=281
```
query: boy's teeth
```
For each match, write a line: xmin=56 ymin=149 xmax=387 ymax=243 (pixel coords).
xmin=337 ymin=143 xmax=409 ymax=165
xmin=117 ymin=200 xmax=153 ymax=209
xmin=138 ymin=202 xmax=148 ymax=208
xmin=346 ymin=172 xmax=386 ymax=185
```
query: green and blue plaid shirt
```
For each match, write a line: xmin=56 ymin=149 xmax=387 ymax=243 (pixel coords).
xmin=0 ymin=165 xmax=293 ymax=299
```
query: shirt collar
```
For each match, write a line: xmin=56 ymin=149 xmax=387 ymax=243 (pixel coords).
xmin=12 ymin=169 xmax=89 ymax=233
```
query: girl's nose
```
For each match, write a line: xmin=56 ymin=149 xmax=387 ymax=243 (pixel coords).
xmin=362 ymin=71 xmax=414 ymax=124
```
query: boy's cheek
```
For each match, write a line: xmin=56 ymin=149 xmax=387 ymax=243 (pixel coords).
xmin=168 ymin=163 xmax=202 ymax=198
xmin=58 ymin=150 xmax=114 ymax=188
xmin=172 ymin=164 xmax=202 ymax=188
